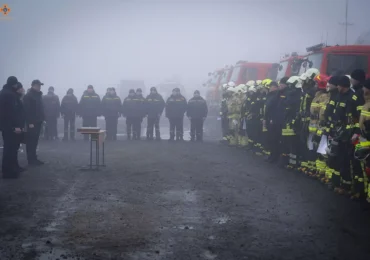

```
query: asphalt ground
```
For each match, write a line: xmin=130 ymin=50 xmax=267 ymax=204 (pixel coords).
xmin=0 ymin=127 xmax=370 ymax=260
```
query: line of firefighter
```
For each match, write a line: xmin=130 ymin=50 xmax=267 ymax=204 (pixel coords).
xmin=42 ymin=85 xmax=208 ymax=142
xmin=220 ymin=69 xmax=370 ymax=202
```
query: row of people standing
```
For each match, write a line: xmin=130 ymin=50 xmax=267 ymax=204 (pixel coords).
xmin=221 ymin=68 xmax=370 ymax=202
xmin=27 ymin=85 xmax=209 ymax=142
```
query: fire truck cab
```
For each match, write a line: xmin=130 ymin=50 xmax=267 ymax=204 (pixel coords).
xmin=229 ymin=61 xmax=279 ymax=85
xmin=299 ymin=43 xmax=370 ymax=77
xmin=276 ymin=53 xmax=305 ymax=80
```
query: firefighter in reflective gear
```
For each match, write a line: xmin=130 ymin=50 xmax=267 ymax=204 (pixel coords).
xmin=357 ymin=78 xmax=370 ymax=202
xmin=283 ymin=76 xmax=303 ymax=170
xmin=331 ymin=76 xmax=359 ymax=195
xmin=276 ymin=77 xmax=293 ymax=167
xmin=220 ymin=84 xmax=230 ymax=143
xmin=122 ymin=89 xmax=144 ymax=140
xmin=297 ymin=68 xmax=320 ymax=174
xmin=79 ymin=85 xmax=101 ymax=140
xmin=242 ymin=80 xmax=256 ymax=149
xmin=235 ymin=84 xmax=248 ymax=147
xmin=61 ymin=88 xmax=78 ymax=141
xmin=227 ymin=85 xmax=241 ymax=146
xmin=308 ymin=75 xmax=330 ymax=179
xmin=254 ymin=81 xmax=266 ymax=155
xmin=43 ymin=86 xmax=60 ymax=140
xmin=243 ymin=85 xmax=260 ymax=151
xmin=349 ymin=69 xmax=366 ymax=199
xmin=323 ymin=76 xmax=340 ymax=184
xmin=145 ymin=87 xmax=165 ymax=141
xmin=165 ymin=88 xmax=187 ymax=141
xmin=102 ymin=88 xmax=122 ymax=140
xmin=260 ymin=80 xmax=272 ymax=156
xmin=264 ymin=81 xmax=280 ymax=162
xmin=187 ymin=90 xmax=208 ymax=142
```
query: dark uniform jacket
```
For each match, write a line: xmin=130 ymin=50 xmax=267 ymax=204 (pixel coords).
xmin=165 ymin=94 xmax=187 ymax=118
xmin=79 ymin=91 xmax=101 ymax=117
xmin=0 ymin=85 xmax=25 ymax=131
xmin=264 ymin=90 xmax=279 ymax=124
xmin=146 ymin=93 xmax=165 ymax=118
xmin=324 ymin=89 xmax=339 ymax=135
xmin=186 ymin=96 xmax=208 ymax=119
xmin=61 ymin=94 xmax=78 ymax=117
xmin=333 ymin=89 xmax=359 ymax=141
xmin=43 ymin=92 xmax=60 ymax=118
xmin=122 ymin=94 xmax=146 ymax=118
xmin=23 ymin=88 xmax=45 ymax=125
xmin=102 ymin=94 xmax=122 ymax=118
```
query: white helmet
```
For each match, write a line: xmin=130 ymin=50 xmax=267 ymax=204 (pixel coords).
xmin=287 ymin=76 xmax=302 ymax=88
xmin=305 ymin=68 xmax=320 ymax=80
xmin=246 ymin=80 xmax=256 ymax=87
xmin=228 ymin=81 xmax=236 ymax=87
xmin=222 ymin=83 xmax=228 ymax=91
xmin=256 ymin=80 xmax=263 ymax=86
xmin=248 ymin=86 xmax=257 ymax=93
xmin=299 ymin=73 xmax=308 ymax=82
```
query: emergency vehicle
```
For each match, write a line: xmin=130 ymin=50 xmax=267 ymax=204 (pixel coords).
xmin=276 ymin=53 xmax=305 ymax=80
xmin=299 ymin=43 xmax=370 ymax=77
xmin=229 ymin=61 xmax=279 ymax=85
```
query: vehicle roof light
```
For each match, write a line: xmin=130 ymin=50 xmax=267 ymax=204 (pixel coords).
xmin=306 ymin=43 xmax=326 ymax=52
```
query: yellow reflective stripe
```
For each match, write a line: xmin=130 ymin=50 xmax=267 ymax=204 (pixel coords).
xmin=346 ymin=125 xmax=352 ymax=129
xmin=360 ymin=141 xmax=370 ymax=147
xmin=354 ymin=123 xmax=360 ymax=128
xmin=311 ymin=103 xmax=320 ymax=107
xmin=339 ymin=103 xmax=346 ymax=107
xmin=361 ymin=111 xmax=370 ymax=117
xmin=357 ymin=106 xmax=364 ymax=111
xmin=353 ymin=95 xmax=358 ymax=101
xmin=317 ymin=130 xmax=323 ymax=135
xmin=329 ymin=100 xmax=335 ymax=105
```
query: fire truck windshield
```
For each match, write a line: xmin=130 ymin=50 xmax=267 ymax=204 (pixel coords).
xmin=230 ymin=66 xmax=241 ymax=83
xmin=276 ymin=61 xmax=288 ymax=80
xmin=299 ymin=53 xmax=323 ymax=75
xmin=326 ymin=54 xmax=368 ymax=76
xmin=220 ymin=69 xmax=231 ymax=85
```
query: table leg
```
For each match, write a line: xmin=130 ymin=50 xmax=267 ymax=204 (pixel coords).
xmin=90 ymin=135 xmax=93 ymax=169
xmin=102 ymin=142 xmax=105 ymax=166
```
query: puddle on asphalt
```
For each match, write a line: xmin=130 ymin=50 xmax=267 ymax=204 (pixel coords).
xmin=213 ymin=216 xmax=230 ymax=225
xmin=38 ymin=248 xmax=84 ymax=260
xmin=203 ymin=249 xmax=217 ymax=259
xmin=163 ymin=190 xmax=197 ymax=202
xmin=175 ymin=225 xmax=194 ymax=230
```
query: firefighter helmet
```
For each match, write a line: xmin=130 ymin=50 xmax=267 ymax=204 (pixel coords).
xmin=228 ymin=81 xmax=236 ymax=87
xmin=305 ymin=68 xmax=320 ymax=80
xmin=246 ymin=80 xmax=256 ymax=87
xmin=287 ymin=76 xmax=302 ymax=88
xmin=314 ymin=74 xmax=330 ymax=89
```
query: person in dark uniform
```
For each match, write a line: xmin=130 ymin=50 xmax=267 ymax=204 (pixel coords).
xmin=165 ymin=88 xmax=187 ymax=141
xmin=102 ymin=87 xmax=122 ymax=140
xmin=123 ymin=89 xmax=141 ymax=140
xmin=79 ymin=85 xmax=101 ymax=141
xmin=61 ymin=88 xmax=78 ymax=141
xmin=133 ymin=88 xmax=146 ymax=140
xmin=331 ymin=76 xmax=359 ymax=195
xmin=187 ymin=90 xmax=208 ymax=142
xmin=0 ymin=77 xmax=26 ymax=178
xmin=145 ymin=86 xmax=165 ymax=141
xmin=43 ymin=86 xmax=60 ymax=140
xmin=23 ymin=79 xmax=45 ymax=166
xmin=264 ymin=81 xmax=280 ymax=163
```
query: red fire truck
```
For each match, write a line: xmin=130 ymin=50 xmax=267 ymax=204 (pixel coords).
xmin=299 ymin=43 xmax=370 ymax=77
xmin=276 ymin=53 xmax=305 ymax=80
xmin=228 ymin=61 xmax=279 ymax=85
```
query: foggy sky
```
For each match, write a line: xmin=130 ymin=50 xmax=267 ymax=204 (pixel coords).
xmin=1 ymin=0 xmax=370 ymax=97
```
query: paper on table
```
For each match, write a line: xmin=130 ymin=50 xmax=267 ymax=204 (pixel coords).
xmin=307 ymin=133 xmax=314 ymax=150
xmin=317 ymin=135 xmax=328 ymax=155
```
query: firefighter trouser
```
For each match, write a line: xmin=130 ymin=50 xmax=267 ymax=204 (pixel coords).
xmin=147 ymin=117 xmax=160 ymax=139
xmin=267 ymin=124 xmax=281 ymax=162
xmin=190 ymin=118 xmax=204 ymax=141
xmin=238 ymin=129 xmax=248 ymax=147
xmin=126 ymin=117 xmax=142 ymax=140
xmin=63 ymin=115 xmax=75 ymax=140
xmin=2 ymin=129 xmax=19 ymax=174
xmin=82 ymin=116 xmax=98 ymax=140
xmin=351 ymin=144 xmax=366 ymax=197
xmin=228 ymin=117 xmax=239 ymax=146
xmin=45 ymin=117 xmax=58 ymax=140
xmin=338 ymin=142 xmax=352 ymax=191
xmin=169 ymin=117 xmax=184 ymax=140
xmin=105 ymin=116 xmax=118 ymax=140
xmin=246 ymin=118 xmax=259 ymax=149
xmin=221 ymin=117 xmax=229 ymax=139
